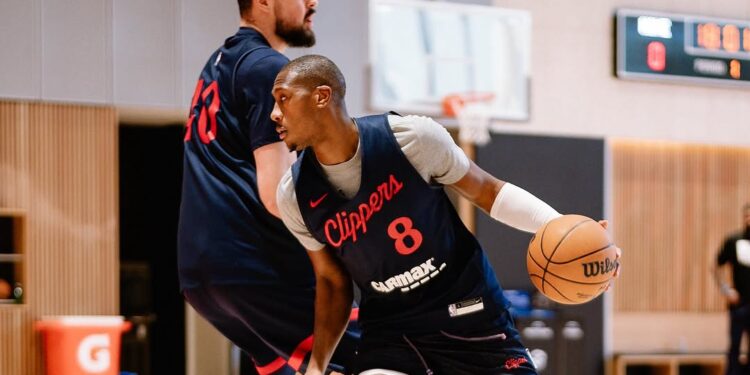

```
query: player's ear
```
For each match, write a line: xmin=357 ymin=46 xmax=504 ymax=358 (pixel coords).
xmin=256 ymin=0 xmax=271 ymax=12
xmin=314 ymin=85 xmax=332 ymax=108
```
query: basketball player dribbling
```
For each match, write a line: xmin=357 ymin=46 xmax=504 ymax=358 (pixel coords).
xmin=273 ymin=55 xmax=621 ymax=375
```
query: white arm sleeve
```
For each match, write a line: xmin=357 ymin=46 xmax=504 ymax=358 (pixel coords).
xmin=276 ymin=170 xmax=327 ymax=251
xmin=490 ymin=183 xmax=562 ymax=233
xmin=389 ymin=115 xmax=470 ymax=184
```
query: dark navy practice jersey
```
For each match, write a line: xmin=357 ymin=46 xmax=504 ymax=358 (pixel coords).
xmin=178 ymin=28 xmax=314 ymax=290
xmin=292 ymin=114 xmax=510 ymax=334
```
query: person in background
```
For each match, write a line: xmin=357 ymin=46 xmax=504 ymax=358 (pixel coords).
xmin=715 ymin=203 xmax=750 ymax=375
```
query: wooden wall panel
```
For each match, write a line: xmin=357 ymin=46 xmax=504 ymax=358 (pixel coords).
xmin=0 ymin=101 xmax=118 ymax=375
xmin=0 ymin=102 xmax=29 ymax=208
xmin=0 ymin=307 xmax=33 ymax=375
xmin=0 ymin=102 xmax=33 ymax=375
xmin=26 ymin=103 xmax=118 ymax=315
xmin=612 ymin=140 xmax=750 ymax=312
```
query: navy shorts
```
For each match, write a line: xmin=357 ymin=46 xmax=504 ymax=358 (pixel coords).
xmin=353 ymin=312 xmax=537 ymax=375
xmin=184 ymin=284 xmax=360 ymax=374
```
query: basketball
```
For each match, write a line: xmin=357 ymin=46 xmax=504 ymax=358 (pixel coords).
xmin=526 ymin=214 xmax=617 ymax=305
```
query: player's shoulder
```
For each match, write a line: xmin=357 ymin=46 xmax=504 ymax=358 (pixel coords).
xmin=223 ymin=29 xmax=287 ymax=68
xmin=388 ymin=114 xmax=443 ymax=133
xmin=720 ymin=233 xmax=744 ymax=251
xmin=388 ymin=114 xmax=451 ymax=146
xmin=277 ymin=168 xmax=296 ymax=203
xmin=231 ymin=47 xmax=288 ymax=97
xmin=237 ymin=47 xmax=288 ymax=76
xmin=729 ymin=233 xmax=748 ymax=243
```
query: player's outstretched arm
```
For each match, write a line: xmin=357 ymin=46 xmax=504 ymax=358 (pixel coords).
xmin=304 ymin=247 xmax=354 ymax=375
xmin=450 ymin=161 xmax=622 ymax=280
xmin=448 ymin=160 xmax=561 ymax=233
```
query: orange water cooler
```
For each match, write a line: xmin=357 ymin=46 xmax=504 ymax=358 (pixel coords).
xmin=36 ymin=316 xmax=132 ymax=375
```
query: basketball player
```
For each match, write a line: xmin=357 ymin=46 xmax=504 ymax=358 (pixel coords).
xmin=177 ymin=2 xmax=358 ymax=374
xmin=273 ymin=55 xmax=621 ymax=374
xmin=714 ymin=204 xmax=750 ymax=375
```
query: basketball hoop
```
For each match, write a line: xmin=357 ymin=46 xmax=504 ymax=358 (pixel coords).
xmin=441 ymin=92 xmax=494 ymax=146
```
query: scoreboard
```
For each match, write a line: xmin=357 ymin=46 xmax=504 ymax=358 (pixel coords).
xmin=616 ymin=9 xmax=750 ymax=87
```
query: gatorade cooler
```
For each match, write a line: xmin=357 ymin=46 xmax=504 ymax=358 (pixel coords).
xmin=36 ymin=316 xmax=132 ymax=375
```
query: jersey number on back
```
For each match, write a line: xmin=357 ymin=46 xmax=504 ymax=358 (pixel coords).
xmin=185 ymin=79 xmax=220 ymax=144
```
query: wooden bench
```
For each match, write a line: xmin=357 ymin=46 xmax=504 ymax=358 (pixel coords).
xmin=613 ymin=353 xmax=725 ymax=375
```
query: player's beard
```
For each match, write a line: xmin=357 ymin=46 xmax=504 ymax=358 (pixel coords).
xmin=276 ymin=11 xmax=316 ymax=47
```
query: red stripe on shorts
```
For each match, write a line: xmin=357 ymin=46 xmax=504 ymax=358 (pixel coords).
xmin=255 ymin=357 xmax=287 ymax=375
xmin=288 ymin=335 xmax=314 ymax=371
xmin=260 ymin=308 xmax=358 ymax=374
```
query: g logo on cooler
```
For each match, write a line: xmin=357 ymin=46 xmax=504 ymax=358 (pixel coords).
xmin=77 ymin=334 xmax=110 ymax=372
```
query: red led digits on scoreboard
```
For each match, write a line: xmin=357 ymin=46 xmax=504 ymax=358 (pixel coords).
xmin=646 ymin=41 xmax=666 ymax=71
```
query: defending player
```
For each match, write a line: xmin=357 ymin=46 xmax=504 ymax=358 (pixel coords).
xmin=178 ymin=3 xmax=358 ymax=374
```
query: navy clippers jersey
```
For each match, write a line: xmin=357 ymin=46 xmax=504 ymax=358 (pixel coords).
xmin=292 ymin=114 xmax=510 ymax=333
xmin=178 ymin=28 xmax=314 ymax=290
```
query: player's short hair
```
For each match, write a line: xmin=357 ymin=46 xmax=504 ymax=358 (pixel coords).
xmin=281 ymin=55 xmax=347 ymax=104
xmin=238 ymin=0 xmax=251 ymax=17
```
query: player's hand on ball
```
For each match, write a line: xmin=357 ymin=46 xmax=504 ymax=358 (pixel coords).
xmin=598 ymin=220 xmax=621 ymax=291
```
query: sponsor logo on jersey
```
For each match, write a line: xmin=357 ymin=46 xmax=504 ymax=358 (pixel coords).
xmin=324 ymin=174 xmax=403 ymax=247
xmin=371 ymin=257 xmax=447 ymax=293
xmin=309 ymin=193 xmax=328 ymax=208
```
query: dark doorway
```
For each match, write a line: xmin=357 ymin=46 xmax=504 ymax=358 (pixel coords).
xmin=119 ymin=124 xmax=185 ymax=375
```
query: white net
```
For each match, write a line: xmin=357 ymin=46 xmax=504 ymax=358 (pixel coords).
xmin=456 ymin=100 xmax=492 ymax=146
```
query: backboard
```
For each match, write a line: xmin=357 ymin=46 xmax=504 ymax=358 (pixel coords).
xmin=369 ymin=0 xmax=531 ymax=121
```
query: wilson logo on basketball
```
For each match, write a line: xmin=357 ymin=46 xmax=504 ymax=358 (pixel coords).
xmin=324 ymin=174 xmax=404 ymax=247
xmin=582 ymin=258 xmax=617 ymax=278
